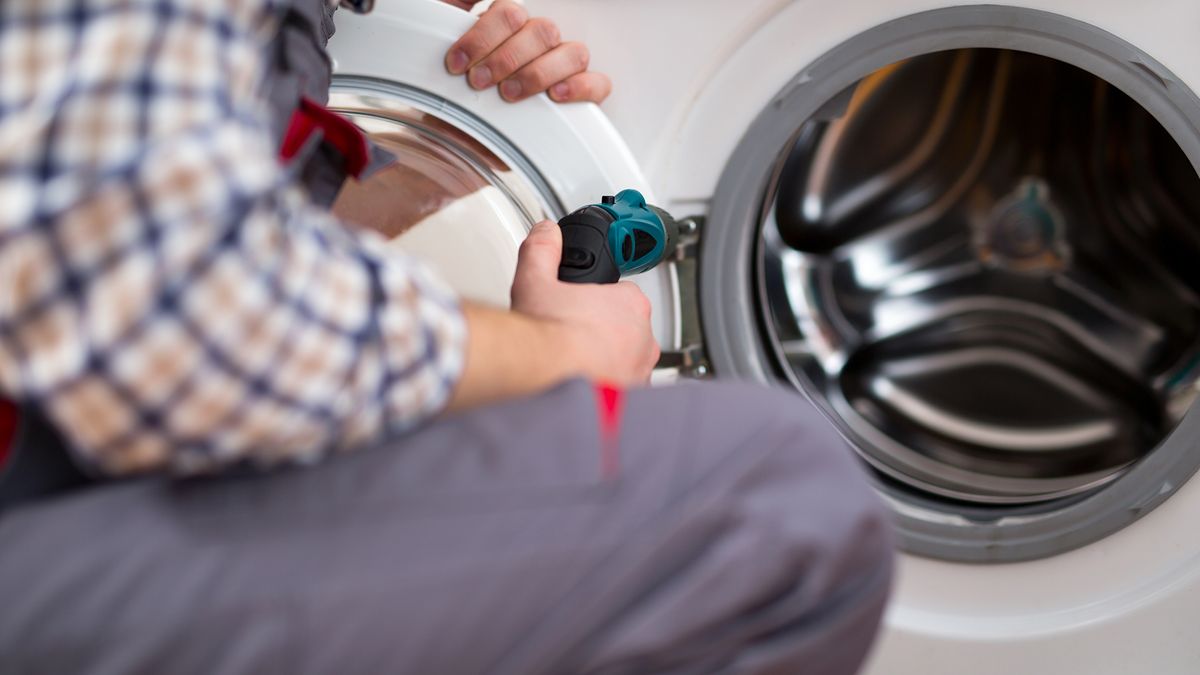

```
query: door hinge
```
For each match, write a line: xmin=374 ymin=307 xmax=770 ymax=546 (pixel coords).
xmin=657 ymin=216 xmax=710 ymax=378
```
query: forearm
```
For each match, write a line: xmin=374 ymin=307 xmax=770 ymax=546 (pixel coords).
xmin=446 ymin=303 xmax=584 ymax=412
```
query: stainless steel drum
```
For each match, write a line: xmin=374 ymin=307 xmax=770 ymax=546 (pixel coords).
xmin=762 ymin=48 xmax=1200 ymax=505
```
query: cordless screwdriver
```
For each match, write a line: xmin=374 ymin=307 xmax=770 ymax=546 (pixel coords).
xmin=557 ymin=189 xmax=680 ymax=284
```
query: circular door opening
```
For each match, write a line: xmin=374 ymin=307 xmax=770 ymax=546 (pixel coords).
xmin=702 ymin=7 xmax=1200 ymax=562
xmin=765 ymin=47 xmax=1200 ymax=505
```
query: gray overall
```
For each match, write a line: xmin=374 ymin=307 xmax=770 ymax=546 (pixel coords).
xmin=0 ymin=2 xmax=895 ymax=673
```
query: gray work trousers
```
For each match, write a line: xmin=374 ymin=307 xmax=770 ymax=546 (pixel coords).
xmin=0 ymin=380 xmax=894 ymax=674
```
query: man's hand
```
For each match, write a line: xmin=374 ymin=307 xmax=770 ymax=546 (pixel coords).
xmin=447 ymin=221 xmax=658 ymax=412
xmin=511 ymin=221 xmax=659 ymax=383
xmin=443 ymin=0 xmax=612 ymax=104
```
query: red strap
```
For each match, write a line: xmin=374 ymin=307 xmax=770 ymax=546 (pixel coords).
xmin=0 ymin=399 xmax=18 ymax=470
xmin=279 ymin=97 xmax=371 ymax=178
xmin=594 ymin=383 xmax=624 ymax=479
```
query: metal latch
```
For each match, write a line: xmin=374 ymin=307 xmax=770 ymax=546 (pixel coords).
xmin=656 ymin=216 xmax=710 ymax=377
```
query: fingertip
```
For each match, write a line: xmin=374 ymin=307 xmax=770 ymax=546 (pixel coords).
xmin=590 ymin=73 xmax=614 ymax=104
xmin=500 ymin=79 xmax=523 ymax=101
xmin=516 ymin=221 xmax=564 ymax=283
xmin=552 ymin=72 xmax=613 ymax=104
xmin=446 ymin=48 xmax=469 ymax=75
xmin=531 ymin=219 xmax=561 ymax=238
xmin=468 ymin=65 xmax=493 ymax=89
xmin=523 ymin=220 xmax=561 ymax=249
xmin=494 ymin=0 xmax=529 ymax=31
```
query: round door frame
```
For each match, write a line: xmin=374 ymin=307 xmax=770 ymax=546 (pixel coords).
xmin=701 ymin=5 xmax=1200 ymax=563
xmin=328 ymin=0 xmax=682 ymax=349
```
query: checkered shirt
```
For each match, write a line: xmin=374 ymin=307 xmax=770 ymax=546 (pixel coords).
xmin=0 ymin=0 xmax=467 ymax=475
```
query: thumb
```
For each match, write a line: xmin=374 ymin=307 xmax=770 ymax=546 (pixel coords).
xmin=515 ymin=220 xmax=563 ymax=285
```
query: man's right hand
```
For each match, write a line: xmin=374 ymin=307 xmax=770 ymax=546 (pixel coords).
xmin=446 ymin=220 xmax=659 ymax=412
xmin=511 ymin=220 xmax=659 ymax=385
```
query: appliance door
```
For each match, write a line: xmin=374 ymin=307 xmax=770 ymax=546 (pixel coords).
xmin=326 ymin=0 xmax=680 ymax=346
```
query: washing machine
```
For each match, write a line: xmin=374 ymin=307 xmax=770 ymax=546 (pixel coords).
xmin=329 ymin=1 xmax=1200 ymax=673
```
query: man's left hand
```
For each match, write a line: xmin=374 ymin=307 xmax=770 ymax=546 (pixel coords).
xmin=443 ymin=0 xmax=612 ymax=104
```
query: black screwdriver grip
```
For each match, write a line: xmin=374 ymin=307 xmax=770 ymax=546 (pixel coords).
xmin=557 ymin=206 xmax=620 ymax=284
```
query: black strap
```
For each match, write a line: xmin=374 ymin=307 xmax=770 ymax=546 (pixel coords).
xmin=0 ymin=406 xmax=95 ymax=512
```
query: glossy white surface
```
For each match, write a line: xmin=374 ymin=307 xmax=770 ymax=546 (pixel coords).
xmin=525 ymin=0 xmax=1200 ymax=672
xmin=529 ymin=0 xmax=1200 ymax=209
xmin=388 ymin=186 xmax=525 ymax=308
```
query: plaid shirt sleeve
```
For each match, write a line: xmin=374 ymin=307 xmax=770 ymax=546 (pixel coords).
xmin=0 ymin=0 xmax=467 ymax=475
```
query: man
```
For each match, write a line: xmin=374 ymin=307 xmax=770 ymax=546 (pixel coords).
xmin=0 ymin=0 xmax=894 ymax=673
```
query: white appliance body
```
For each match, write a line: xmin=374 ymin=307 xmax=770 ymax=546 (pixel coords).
xmin=523 ymin=1 xmax=1200 ymax=673
xmin=333 ymin=1 xmax=1200 ymax=673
